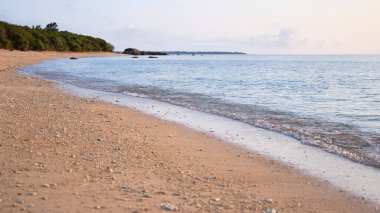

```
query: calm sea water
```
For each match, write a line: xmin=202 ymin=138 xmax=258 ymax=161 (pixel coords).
xmin=20 ymin=54 xmax=380 ymax=168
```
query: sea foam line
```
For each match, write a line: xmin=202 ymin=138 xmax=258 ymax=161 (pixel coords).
xmin=62 ymin=84 xmax=380 ymax=205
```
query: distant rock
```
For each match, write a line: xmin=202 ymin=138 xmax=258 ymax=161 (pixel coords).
xmin=70 ymin=57 xmax=78 ymax=60
xmin=123 ymin=48 xmax=167 ymax=56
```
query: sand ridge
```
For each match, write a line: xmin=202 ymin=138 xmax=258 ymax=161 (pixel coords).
xmin=0 ymin=50 xmax=378 ymax=212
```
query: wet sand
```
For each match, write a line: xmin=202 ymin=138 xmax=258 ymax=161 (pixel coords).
xmin=0 ymin=50 xmax=378 ymax=212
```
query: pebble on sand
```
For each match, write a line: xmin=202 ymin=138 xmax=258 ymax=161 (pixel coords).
xmin=160 ymin=203 xmax=177 ymax=211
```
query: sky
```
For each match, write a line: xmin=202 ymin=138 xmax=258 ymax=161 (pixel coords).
xmin=1 ymin=0 xmax=379 ymax=53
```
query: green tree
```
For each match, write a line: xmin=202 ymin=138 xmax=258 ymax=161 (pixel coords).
xmin=0 ymin=21 xmax=114 ymax=52
xmin=0 ymin=34 xmax=10 ymax=49
xmin=10 ymin=33 xmax=29 ymax=50
xmin=45 ymin=22 xmax=59 ymax=31
xmin=31 ymin=39 xmax=46 ymax=51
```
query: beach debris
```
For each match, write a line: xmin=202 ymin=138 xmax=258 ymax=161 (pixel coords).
xmin=70 ymin=57 xmax=78 ymax=60
xmin=160 ymin=203 xmax=177 ymax=211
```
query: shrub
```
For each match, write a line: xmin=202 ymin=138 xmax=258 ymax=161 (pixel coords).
xmin=10 ymin=33 xmax=29 ymax=50
xmin=31 ymin=39 xmax=46 ymax=51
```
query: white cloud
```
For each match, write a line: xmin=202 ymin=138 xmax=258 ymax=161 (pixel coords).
xmin=249 ymin=28 xmax=297 ymax=48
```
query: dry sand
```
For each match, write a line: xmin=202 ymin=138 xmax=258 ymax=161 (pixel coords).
xmin=0 ymin=50 xmax=378 ymax=212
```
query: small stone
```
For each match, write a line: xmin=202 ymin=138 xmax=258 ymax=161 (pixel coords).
xmin=107 ymin=167 xmax=114 ymax=173
xmin=143 ymin=194 xmax=154 ymax=198
xmin=121 ymin=186 xmax=129 ymax=192
xmin=42 ymin=196 xmax=48 ymax=200
xmin=42 ymin=183 xmax=50 ymax=188
xmin=265 ymin=198 xmax=273 ymax=204
xmin=29 ymin=192 xmax=38 ymax=196
xmin=161 ymin=203 xmax=177 ymax=211
xmin=16 ymin=200 xmax=24 ymax=204
xmin=265 ymin=208 xmax=277 ymax=213
xmin=213 ymin=198 xmax=221 ymax=202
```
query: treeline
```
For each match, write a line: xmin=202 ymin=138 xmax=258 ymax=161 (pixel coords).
xmin=0 ymin=21 xmax=114 ymax=52
xmin=123 ymin=48 xmax=167 ymax=55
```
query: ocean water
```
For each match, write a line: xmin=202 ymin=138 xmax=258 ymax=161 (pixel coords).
xmin=20 ymin=54 xmax=380 ymax=168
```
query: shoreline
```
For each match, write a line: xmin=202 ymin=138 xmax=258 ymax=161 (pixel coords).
xmin=0 ymin=50 xmax=378 ymax=212
xmin=62 ymin=84 xmax=380 ymax=204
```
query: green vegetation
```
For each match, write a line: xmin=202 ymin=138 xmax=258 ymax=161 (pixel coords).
xmin=0 ymin=21 xmax=114 ymax=52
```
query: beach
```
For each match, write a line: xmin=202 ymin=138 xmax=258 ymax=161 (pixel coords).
xmin=0 ymin=50 xmax=378 ymax=212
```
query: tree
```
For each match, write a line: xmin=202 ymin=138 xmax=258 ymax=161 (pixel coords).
xmin=10 ymin=33 xmax=28 ymax=50
xmin=45 ymin=22 xmax=58 ymax=31
xmin=0 ymin=34 xmax=10 ymax=49
xmin=31 ymin=39 xmax=46 ymax=51
xmin=0 ymin=21 xmax=114 ymax=52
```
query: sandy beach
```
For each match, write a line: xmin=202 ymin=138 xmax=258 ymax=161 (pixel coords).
xmin=0 ymin=50 xmax=378 ymax=212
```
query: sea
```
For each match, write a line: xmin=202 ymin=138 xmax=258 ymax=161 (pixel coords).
xmin=19 ymin=54 xmax=380 ymax=169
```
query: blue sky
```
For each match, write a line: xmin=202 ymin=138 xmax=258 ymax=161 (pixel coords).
xmin=1 ymin=0 xmax=379 ymax=53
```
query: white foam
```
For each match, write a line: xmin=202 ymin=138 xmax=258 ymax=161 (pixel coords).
xmin=62 ymin=84 xmax=380 ymax=205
